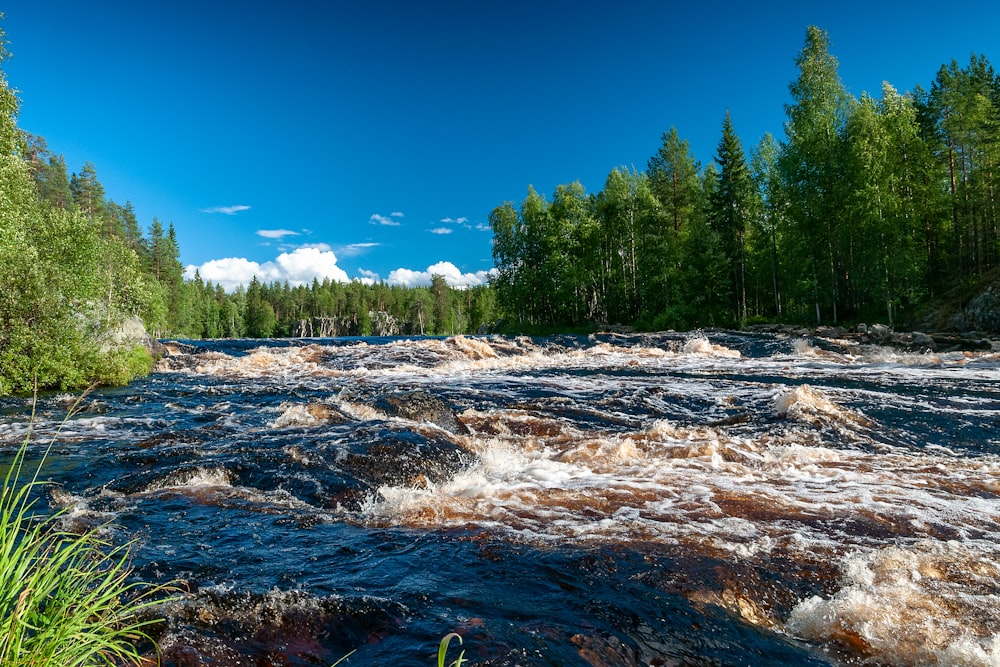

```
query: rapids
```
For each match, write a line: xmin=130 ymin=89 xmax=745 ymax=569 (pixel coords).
xmin=2 ymin=331 xmax=999 ymax=666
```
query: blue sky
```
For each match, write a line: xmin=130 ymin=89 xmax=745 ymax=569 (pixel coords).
xmin=3 ymin=1 xmax=999 ymax=290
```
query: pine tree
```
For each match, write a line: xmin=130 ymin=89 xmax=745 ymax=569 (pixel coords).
xmin=69 ymin=161 xmax=107 ymax=220
xmin=644 ymin=127 xmax=702 ymax=321
xmin=778 ymin=26 xmax=855 ymax=324
xmin=709 ymin=111 xmax=758 ymax=323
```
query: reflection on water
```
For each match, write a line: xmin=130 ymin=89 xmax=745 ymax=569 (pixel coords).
xmin=2 ymin=331 xmax=999 ymax=666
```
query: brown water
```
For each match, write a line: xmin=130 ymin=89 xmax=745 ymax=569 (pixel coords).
xmin=3 ymin=331 xmax=999 ymax=666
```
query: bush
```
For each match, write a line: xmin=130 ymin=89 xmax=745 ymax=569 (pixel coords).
xmin=94 ymin=345 xmax=155 ymax=387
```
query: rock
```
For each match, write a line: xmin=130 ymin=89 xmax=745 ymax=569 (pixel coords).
xmin=929 ymin=334 xmax=994 ymax=351
xmin=373 ymin=391 xmax=470 ymax=435
xmin=102 ymin=314 xmax=167 ymax=358
xmin=815 ymin=325 xmax=846 ymax=338
xmin=868 ymin=323 xmax=892 ymax=341
xmin=338 ymin=425 xmax=474 ymax=488
xmin=909 ymin=332 xmax=936 ymax=349
xmin=271 ymin=402 xmax=348 ymax=429
xmin=952 ymin=284 xmax=1000 ymax=332
xmin=965 ymin=337 xmax=993 ymax=351
xmin=856 ymin=323 xmax=868 ymax=334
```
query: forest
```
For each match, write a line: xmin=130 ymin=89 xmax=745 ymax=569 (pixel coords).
xmin=491 ymin=27 xmax=1000 ymax=331
xmin=0 ymin=21 xmax=497 ymax=396
xmin=26 ymin=136 xmax=497 ymax=342
xmin=3 ymin=23 xmax=999 ymax=395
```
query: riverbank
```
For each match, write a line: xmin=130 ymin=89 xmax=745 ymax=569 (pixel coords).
xmin=744 ymin=322 xmax=999 ymax=353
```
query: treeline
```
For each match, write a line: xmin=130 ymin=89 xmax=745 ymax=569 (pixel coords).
xmin=176 ymin=274 xmax=497 ymax=339
xmin=21 ymin=144 xmax=500 ymax=343
xmin=490 ymin=27 xmax=1000 ymax=330
xmin=24 ymin=136 xmax=501 ymax=340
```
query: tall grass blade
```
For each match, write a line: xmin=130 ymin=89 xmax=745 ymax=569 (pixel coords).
xmin=0 ymin=387 xmax=174 ymax=666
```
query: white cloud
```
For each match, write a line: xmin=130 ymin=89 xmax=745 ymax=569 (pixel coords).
xmin=475 ymin=223 xmax=491 ymax=232
xmin=429 ymin=227 xmax=453 ymax=235
xmin=390 ymin=211 xmax=404 ymax=218
xmin=386 ymin=261 xmax=492 ymax=289
xmin=370 ymin=213 xmax=402 ymax=226
xmin=185 ymin=246 xmax=350 ymax=291
xmin=186 ymin=257 xmax=262 ymax=291
xmin=356 ymin=268 xmax=379 ymax=286
xmin=338 ymin=242 xmax=380 ymax=257
xmin=201 ymin=205 xmax=251 ymax=215
xmin=440 ymin=217 xmax=455 ymax=223
xmin=257 ymin=229 xmax=299 ymax=239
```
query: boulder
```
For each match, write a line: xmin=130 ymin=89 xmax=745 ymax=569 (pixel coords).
xmin=868 ymin=323 xmax=892 ymax=341
xmin=952 ymin=284 xmax=1000 ymax=332
xmin=930 ymin=334 xmax=994 ymax=351
xmin=909 ymin=332 xmax=936 ymax=349
xmin=337 ymin=426 xmax=473 ymax=488
xmin=102 ymin=314 xmax=167 ymax=358
xmin=373 ymin=391 xmax=470 ymax=435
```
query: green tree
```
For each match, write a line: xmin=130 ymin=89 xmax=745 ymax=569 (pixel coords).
xmin=778 ymin=25 xmax=855 ymax=324
xmin=69 ymin=161 xmax=107 ymax=220
xmin=709 ymin=111 xmax=758 ymax=323
xmin=489 ymin=201 xmax=525 ymax=323
xmin=679 ymin=213 xmax=730 ymax=327
xmin=841 ymin=85 xmax=933 ymax=324
xmin=750 ymin=133 xmax=785 ymax=319
xmin=244 ymin=277 xmax=276 ymax=338
xmin=468 ymin=285 xmax=496 ymax=332
xmin=922 ymin=55 xmax=1000 ymax=283
xmin=644 ymin=127 xmax=702 ymax=321
xmin=549 ymin=181 xmax=597 ymax=325
xmin=595 ymin=168 xmax=643 ymax=322
xmin=431 ymin=274 xmax=449 ymax=334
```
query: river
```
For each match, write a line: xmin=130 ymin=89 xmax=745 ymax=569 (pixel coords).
xmin=1 ymin=331 xmax=999 ymax=666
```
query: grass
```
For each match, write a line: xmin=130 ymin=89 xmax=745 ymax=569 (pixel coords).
xmin=0 ymin=389 xmax=171 ymax=666
xmin=437 ymin=632 xmax=468 ymax=667
xmin=329 ymin=632 xmax=468 ymax=666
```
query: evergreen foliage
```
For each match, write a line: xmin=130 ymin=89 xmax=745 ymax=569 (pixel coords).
xmin=172 ymin=272 xmax=495 ymax=339
xmin=5 ymin=17 xmax=1000 ymax=392
xmin=490 ymin=26 xmax=1000 ymax=331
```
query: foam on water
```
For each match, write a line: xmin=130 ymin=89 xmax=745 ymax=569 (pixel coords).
xmin=139 ymin=333 xmax=1000 ymax=664
xmin=353 ymin=362 xmax=1000 ymax=665
xmin=684 ymin=335 xmax=742 ymax=357
xmin=773 ymin=384 xmax=872 ymax=428
xmin=270 ymin=401 xmax=343 ymax=429
xmin=787 ymin=541 xmax=1000 ymax=666
xmin=148 ymin=466 xmax=234 ymax=491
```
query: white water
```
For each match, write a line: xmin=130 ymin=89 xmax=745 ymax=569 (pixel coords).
xmin=11 ymin=331 xmax=998 ymax=665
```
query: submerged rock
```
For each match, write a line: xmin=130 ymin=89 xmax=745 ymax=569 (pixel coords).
xmin=148 ymin=587 xmax=402 ymax=666
xmin=373 ymin=390 xmax=470 ymax=434
xmin=337 ymin=425 xmax=474 ymax=488
xmin=271 ymin=401 xmax=348 ymax=429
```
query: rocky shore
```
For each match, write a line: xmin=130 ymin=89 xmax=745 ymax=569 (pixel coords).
xmin=746 ymin=323 xmax=999 ymax=353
